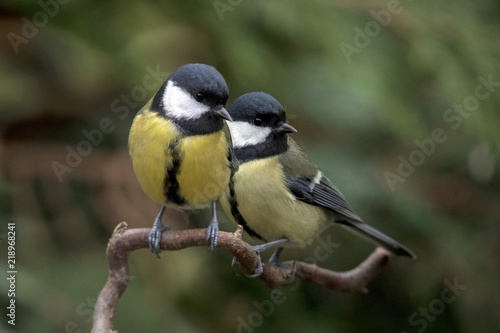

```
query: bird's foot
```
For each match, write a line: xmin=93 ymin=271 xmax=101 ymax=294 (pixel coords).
xmin=269 ymin=247 xmax=295 ymax=284
xmin=149 ymin=206 xmax=170 ymax=258
xmin=231 ymin=252 xmax=263 ymax=278
xmin=206 ymin=216 xmax=219 ymax=252
xmin=232 ymin=239 xmax=288 ymax=278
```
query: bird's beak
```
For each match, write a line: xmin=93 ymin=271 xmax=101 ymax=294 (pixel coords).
xmin=276 ymin=122 xmax=297 ymax=134
xmin=212 ymin=106 xmax=233 ymax=122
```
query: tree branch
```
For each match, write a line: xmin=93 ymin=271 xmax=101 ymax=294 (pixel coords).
xmin=91 ymin=222 xmax=391 ymax=333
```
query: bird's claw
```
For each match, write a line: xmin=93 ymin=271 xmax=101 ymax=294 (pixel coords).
xmin=148 ymin=223 xmax=170 ymax=258
xmin=231 ymin=239 xmax=288 ymax=278
xmin=269 ymin=247 xmax=296 ymax=284
xmin=232 ymin=249 xmax=264 ymax=278
xmin=231 ymin=257 xmax=241 ymax=277
xmin=206 ymin=217 xmax=219 ymax=252
xmin=245 ymin=254 xmax=263 ymax=278
xmin=148 ymin=206 xmax=169 ymax=258
xmin=205 ymin=201 xmax=220 ymax=252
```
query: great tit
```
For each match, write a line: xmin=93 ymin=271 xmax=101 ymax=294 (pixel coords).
xmin=129 ymin=63 xmax=236 ymax=256
xmin=220 ymin=92 xmax=416 ymax=271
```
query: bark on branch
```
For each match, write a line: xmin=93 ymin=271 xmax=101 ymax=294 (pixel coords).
xmin=91 ymin=222 xmax=391 ymax=333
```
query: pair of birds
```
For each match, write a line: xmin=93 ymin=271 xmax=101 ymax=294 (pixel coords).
xmin=129 ymin=63 xmax=416 ymax=274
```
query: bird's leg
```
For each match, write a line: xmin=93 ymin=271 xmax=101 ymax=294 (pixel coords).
xmin=232 ymin=238 xmax=289 ymax=278
xmin=253 ymin=238 xmax=289 ymax=253
xmin=206 ymin=201 xmax=219 ymax=252
xmin=148 ymin=206 xmax=170 ymax=258
xmin=269 ymin=247 xmax=285 ymax=266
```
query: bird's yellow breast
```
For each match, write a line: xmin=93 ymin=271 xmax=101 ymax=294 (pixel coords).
xmin=175 ymin=130 xmax=231 ymax=208
xmin=129 ymin=110 xmax=175 ymax=204
xmin=129 ymin=110 xmax=231 ymax=209
xmin=220 ymin=156 xmax=329 ymax=247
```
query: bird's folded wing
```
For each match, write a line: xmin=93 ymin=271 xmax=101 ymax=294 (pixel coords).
xmin=286 ymin=176 xmax=363 ymax=223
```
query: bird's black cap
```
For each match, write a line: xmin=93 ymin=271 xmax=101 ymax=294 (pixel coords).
xmin=169 ymin=63 xmax=229 ymax=107
xmin=229 ymin=92 xmax=287 ymax=124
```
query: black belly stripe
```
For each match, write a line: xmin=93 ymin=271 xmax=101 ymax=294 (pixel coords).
xmin=163 ymin=139 xmax=186 ymax=206
xmin=228 ymin=177 xmax=265 ymax=241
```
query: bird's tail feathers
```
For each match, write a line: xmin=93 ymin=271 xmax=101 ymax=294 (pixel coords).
xmin=338 ymin=220 xmax=417 ymax=259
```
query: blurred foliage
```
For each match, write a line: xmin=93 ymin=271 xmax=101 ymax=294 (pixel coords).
xmin=1 ymin=0 xmax=499 ymax=332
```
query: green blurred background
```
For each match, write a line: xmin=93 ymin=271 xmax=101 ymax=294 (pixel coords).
xmin=1 ymin=0 xmax=499 ymax=332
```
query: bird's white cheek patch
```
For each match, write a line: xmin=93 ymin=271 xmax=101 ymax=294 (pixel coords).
xmin=227 ymin=121 xmax=272 ymax=148
xmin=162 ymin=80 xmax=209 ymax=120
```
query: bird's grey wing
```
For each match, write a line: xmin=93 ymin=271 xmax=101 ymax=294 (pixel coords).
xmin=279 ymin=138 xmax=362 ymax=221
xmin=282 ymin=139 xmax=416 ymax=258
xmin=288 ymin=176 xmax=363 ymax=222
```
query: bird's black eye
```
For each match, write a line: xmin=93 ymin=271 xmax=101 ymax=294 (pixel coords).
xmin=195 ymin=92 xmax=205 ymax=102
xmin=253 ymin=117 xmax=263 ymax=126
